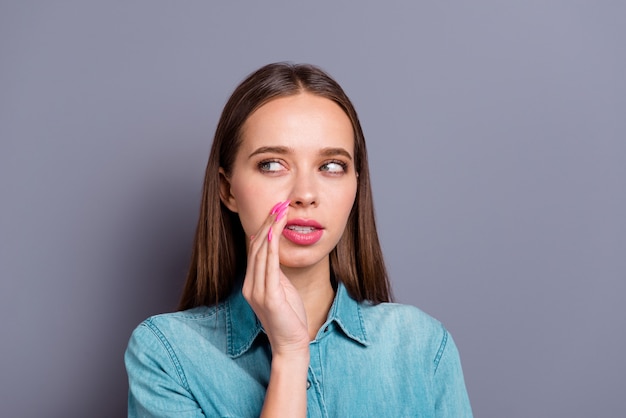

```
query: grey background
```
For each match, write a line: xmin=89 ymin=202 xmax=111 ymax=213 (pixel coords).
xmin=1 ymin=1 xmax=624 ymax=417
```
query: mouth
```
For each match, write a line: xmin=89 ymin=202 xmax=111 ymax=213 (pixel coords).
xmin=282 ymin=219 xmax=324 ymax=245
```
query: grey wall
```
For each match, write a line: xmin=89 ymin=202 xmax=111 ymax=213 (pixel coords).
xmin=1 ymin=1 xmax=624 ymax=417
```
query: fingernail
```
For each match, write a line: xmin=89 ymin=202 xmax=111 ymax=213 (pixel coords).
xmin=250 ymin=235 xmax=255 ymax=241
xmin=276 ymin=205 xmax=289 ymax=221
xmin=268 ymin=227 xmax=273 ymax=242
xmin=277 ymin=200 xmax=290 ymax=214
xmin=270 ymin=200 xmax=290 ymax=217
xmin=270 ymin=201 xmax=283 ymax=215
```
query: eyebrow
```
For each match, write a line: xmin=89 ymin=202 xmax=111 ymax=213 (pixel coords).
xmin=248 ymin=146 xmax=353 ymax=160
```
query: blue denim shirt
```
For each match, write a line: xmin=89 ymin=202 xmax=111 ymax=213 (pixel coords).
xmin=125 ymin=284 xmax=472 ymax=417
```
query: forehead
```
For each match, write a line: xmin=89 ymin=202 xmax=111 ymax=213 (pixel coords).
xmin=239 ymin=93 xmax=355 ymax=155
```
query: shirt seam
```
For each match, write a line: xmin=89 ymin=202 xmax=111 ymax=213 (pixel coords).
xmin=143 ymin=319 xmax=191 ymax=391
xmin=170 ymin=304 xmax=223 ymax=320
xmin=433 ymin=325 xmax=449 ymax=375
xmin=356 ymin=302 xmax=368 ymax=342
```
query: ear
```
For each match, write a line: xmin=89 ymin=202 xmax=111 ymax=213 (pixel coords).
xmin=218 ymin=168 xmax=238 ymax=213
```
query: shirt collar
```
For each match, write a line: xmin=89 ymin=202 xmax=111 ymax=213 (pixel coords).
xmin=226 ymin=282 xmax=369 ymax=358
xmin=324 ymin=282 xmax=369 ymax=346
xmin=225 ymin=287 xmax=263 ymax=358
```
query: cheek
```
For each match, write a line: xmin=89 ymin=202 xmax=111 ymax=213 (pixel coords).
xmin=230 ymin=182 xmax=269 ymax=235
xmin=328 ymin=181 xmax=358 ymax=220
xmin=232 ymin=187 xmax=263 ymax=235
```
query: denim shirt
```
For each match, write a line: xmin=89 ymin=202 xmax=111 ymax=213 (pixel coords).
xmin=125 ymin=284 xmax=473 ymax=417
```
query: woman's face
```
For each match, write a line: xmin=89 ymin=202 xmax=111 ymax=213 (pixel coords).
xmin=220 ymin=92 xmax=358 ymax=272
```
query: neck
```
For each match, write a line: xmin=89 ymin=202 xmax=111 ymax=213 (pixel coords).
xmin=281 ymin=261 xmax=335 ymax=340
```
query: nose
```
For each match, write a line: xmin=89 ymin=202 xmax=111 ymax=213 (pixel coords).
xmin=289 ymin=171 xmax=318 ymax=208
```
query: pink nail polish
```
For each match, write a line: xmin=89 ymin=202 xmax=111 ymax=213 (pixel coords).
xmin=277 ymin=200 xmax=289 ymax=212
xmin=270 ymin=201 xmax=283 ymax=215
xmin=278 ymin=200 xmax=290 ymax=212
xmin=276 ymin=205 xmax=289 ymax=221
xmin=268 ymin=227 xmax=273 ymax=242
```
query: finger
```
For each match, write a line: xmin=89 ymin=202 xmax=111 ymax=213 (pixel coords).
xmin=244 ymin=213 xmax=274 ymax=300
xmin=265 ymin=204 xmax=289 ymax=293
xmin=246 ymin=202 xmax=286 ymax=300
xmin=250 ymin=220 xmax=274 ymax=299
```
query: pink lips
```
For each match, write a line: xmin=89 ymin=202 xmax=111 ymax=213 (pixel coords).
xmin=282 ymin=219 xmax=324 ymax=245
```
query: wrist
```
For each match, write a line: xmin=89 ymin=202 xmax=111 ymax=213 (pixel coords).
xmin=261 ymin=348 xmax=309 ymax=417
xmin=271 ymin=348 xmax=310 ymax=370
xmin=268 ymin=336 xmax=310 ymax=359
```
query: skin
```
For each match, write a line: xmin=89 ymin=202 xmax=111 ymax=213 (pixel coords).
xmin=219 ymin=92 xmax=358 ymax=417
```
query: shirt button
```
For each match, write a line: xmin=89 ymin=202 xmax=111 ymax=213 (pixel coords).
xmin=306 ymin=380 xmax=311 ymax=389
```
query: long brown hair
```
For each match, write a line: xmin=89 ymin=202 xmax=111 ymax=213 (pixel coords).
xmin=178 ymin=62 xmax=391 ymax=310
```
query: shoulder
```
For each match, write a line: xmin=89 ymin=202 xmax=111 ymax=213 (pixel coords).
xmin=126 ymin=304 xmax=228 ymax=362
xmin=359 ymin=301 xmax=451 ymax=359
xmin=133 ymin=305 xmax=223 ymax=336
xmin=125 ymin=304 xmax=230 ymax=384
xmin=360 ymin=301 xmax=444 ymax=335
xmin=125 ymin=304 xmax=241 ymax=416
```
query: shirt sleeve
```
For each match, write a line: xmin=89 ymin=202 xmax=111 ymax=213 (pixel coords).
xmin=124 ymin=322 xmax=206 ymax=418
xmin=432 ymin=327 xmax=473 ymax=417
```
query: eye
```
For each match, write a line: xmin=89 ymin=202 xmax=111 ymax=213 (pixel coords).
xmin=258 ymin=160 xmax=286 ymax=173
xmin=320 ymin=160 xmax=347 ymax=174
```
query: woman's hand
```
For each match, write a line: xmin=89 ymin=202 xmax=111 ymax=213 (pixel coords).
xmin=242 ymin=200 xmax=310 ymax=356
xmin=244 ymin=201 xmax=309 ymax=417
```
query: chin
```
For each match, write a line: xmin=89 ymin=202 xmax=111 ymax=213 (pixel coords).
xmin=278 ymin=252 xmax=328 ymax=271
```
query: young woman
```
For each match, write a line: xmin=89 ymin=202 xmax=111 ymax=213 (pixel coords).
xmin=125 ymin=63 xmax=473 ymax=417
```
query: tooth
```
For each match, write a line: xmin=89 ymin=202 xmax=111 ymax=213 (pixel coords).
xmin=288 ymin=226 xmax=314 ymax=233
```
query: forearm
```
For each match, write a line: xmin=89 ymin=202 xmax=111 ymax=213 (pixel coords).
xmin=260 ymin=350 xmax=310 ymax=418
